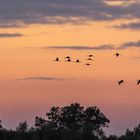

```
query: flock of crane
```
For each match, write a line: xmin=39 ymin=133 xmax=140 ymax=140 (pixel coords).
xmin=53 ymin=53 xmax=140 ymax=85
xmin=54 ymin=54 xmax=94 ymax=66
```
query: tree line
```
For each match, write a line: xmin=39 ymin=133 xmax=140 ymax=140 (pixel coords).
xmin=0 ymin=103 xmax=140 ymax=140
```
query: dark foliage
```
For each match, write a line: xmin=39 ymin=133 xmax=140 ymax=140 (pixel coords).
xmin=0 ymin=103 xmax=139 ymax=140
xmin=105 ymin=124 xmax=140 ymax=140
xmin=0 ymin=103 xmax=110 ymax=140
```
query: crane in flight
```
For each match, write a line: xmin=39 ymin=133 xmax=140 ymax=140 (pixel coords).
xmin=65 ymin=56 xmax=71 ymax=59
xmin=66 ymin=58 xmax=72 ymax=62
xmin=117 ymin=80 xmax=124 ymax=85
xmin=86 ymin=58 xmax=94 ymax=61
xmin=137 ymin=80 xmax=140 ymax=85
xmin=76 ymin=59 xmax=81 ymax=63
xmin=114 ymin=53 xmax=120 ymax=57
xmin=54 ymin=57 xmax=60 ymax=62
xmin=87 ymin=55 xmax=94 ymax=57
xmin=85 ymin=63 xmax=91 ymax=66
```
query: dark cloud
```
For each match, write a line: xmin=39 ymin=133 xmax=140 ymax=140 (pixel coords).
xmin=114 ymin=22 xmax=140 ymax=30
xmin=0 ymin=33 xmax=24 ymax=38
xmin=20 ymin=77 xmax=66 ymax=81
xmin=47 ymin=44 xmax=115 ymax=50
xmin=0 ymin=0 xmax=140 ymax=27
xmin=121 ymin=40 xmax=140 ymax=48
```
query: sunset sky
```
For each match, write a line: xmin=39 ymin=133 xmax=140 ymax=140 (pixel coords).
xmin=0 ymin=0 xmax=140 ymax=135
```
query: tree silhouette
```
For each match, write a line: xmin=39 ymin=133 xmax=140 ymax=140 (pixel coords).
xmin=107 ymin=135 xmax=118 ymax=140
xmin=0 ymin=120 xmax=2 ymax=130
xmin=134 ymin=124 xmax=140 ymax=137
xmin=46 ymin=103 xmax=110 ymax=140
xmin=2 ymin=103 xmax=140 ymax=140
xmin=34 ymin=117 xmax=47 ymax=140
xmin=35 ymin=117 xmax=46 ymax=130
xmin=16 ymin=121 xmax=28 ymax=133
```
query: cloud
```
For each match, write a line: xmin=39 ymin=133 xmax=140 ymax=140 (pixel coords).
xmin=25 ymin=41 xmax=140 ymax=51
xmin=114 ymin=22 xmax=140 ymax=30
xmin=20 ymin=77 xmax=66 ymax=81
xmin=0 ymin=23 xmax=24 ymax=28
xmin=0 ymin=33 xmax=24 ymax=38
xmin=47 ymin=44 xmax=115 ymax=50
xmin=121 ymin=40 xmax=140 ymax=48
xmin=47 ymin=41 xmax=140 ymax=50
xmin=0 ymin=0 xmax=140 ymax=27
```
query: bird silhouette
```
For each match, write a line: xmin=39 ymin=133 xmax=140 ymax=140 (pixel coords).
xmin=85 ymin=63 xmax=91 ymax=66
xmin=76 ymin=59 xmax=81 ymax=63
xmin=114 ymin=53 xmax=120 ymax=57
xmin=86 ymin=58 xmax=94 ymax=61
xmin=87 ymin=55 xmax=94 ymax=57
xmin=137 ymin=80 xmax=140 ymax=85
xmin=117 ymin=80 xmax=124 ymax=85
xmin=66 ymin=58 xmax=72 ymax=62
xmin=54 ymin=57 xmax=60 ymax=61
xmin=65 ymin=56 xmax=71 ymax=59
